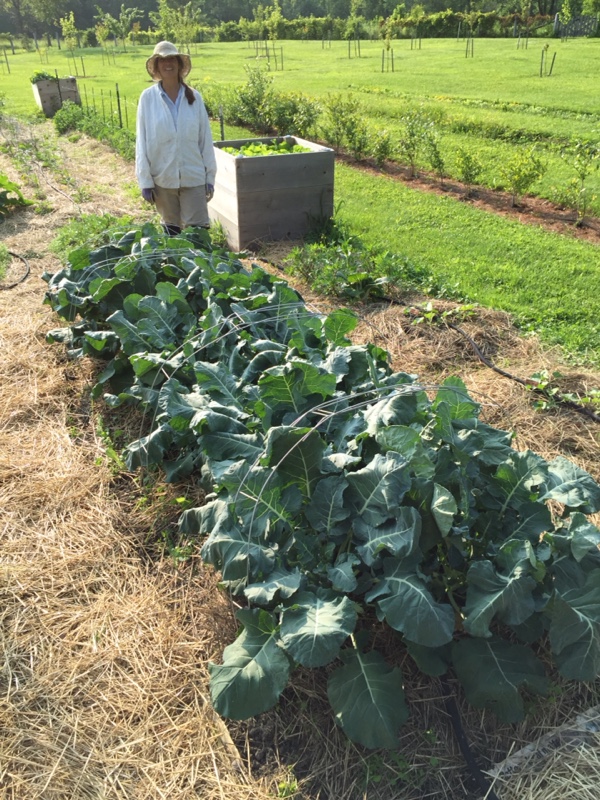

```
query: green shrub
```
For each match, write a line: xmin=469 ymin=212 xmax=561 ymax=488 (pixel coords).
xmin=53 ymin=100 xmax=85 ymax=134
xmin=455 ymin=147 xmax=483 ymax=194
xmin=370 ymin=129 xmax=394 ymax=168
xmin=498 ymin=147 xmax=546 ymax=207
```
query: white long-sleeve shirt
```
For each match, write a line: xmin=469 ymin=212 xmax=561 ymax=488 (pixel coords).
xmin=135 ymin=82 xmax=217 ymax=190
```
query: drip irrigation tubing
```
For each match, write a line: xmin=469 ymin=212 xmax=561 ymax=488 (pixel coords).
xmin=0 ymin=251 xmax=30 ymax=290
xmin=447 ymin=320 xmax=600 ymax=424
xmin=440 ymin=675 xmax=501 ymax=800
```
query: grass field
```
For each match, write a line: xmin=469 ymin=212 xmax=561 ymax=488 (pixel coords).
xmin=2 ymin=38 xmax=600 ymax=359
xmin=2 ymin=37 xmax=600 ymax=210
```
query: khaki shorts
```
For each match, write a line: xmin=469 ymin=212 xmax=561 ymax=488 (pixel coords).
xmin=153 ymin=185 xmax=209 ymax=229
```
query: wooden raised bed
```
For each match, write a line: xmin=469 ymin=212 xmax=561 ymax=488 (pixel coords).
xmin=32 ymin=78 xmax=81 ymax=118
xmin=208 ymin=135 xmax=334 ymax=251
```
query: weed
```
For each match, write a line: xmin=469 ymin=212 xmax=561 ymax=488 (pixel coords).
xmin=50 ymin=212 xmax=134 ymax=258
xmin=277 ymin=772 xmax=299 ymax=798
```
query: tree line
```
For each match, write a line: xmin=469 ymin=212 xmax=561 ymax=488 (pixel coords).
xmin=0 ymin=0 xmax=597 ymax=40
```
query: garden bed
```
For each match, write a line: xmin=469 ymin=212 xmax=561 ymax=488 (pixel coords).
xmin=209 ymin=135 xmax=334 ymax=250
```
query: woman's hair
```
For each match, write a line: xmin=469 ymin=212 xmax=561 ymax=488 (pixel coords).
xmin=176 ymin=56 xmax=195 ymax=105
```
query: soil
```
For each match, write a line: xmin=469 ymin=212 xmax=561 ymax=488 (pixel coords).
xmin=1 ymin=122 xmax=600 ymax=800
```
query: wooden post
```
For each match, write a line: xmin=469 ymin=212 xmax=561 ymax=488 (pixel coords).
xmin=115 ymin=83 xmax=123 ymax=128
xmin=548 ymin=52 xmax=556 ymax=76
xmin=540 ymin=49 xmax=545 ymax=77
xmin=80 ymin=57 xmax=85 ymax=77
xmin=55 ymin=69 xmax=63 ymax=105
xmin=3 ymin=48 xmax=10 ymax=74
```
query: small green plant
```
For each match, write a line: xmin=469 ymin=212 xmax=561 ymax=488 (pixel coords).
xmin=499 ymin=147 xmax=546 ymax=207
xmin=423 ymin=123 xmax=446 ymax=185
xmin=370 ymin=129 xmax=394 ymax=167
xmin=30 ymin=70 xmax=55 ymax=84
xmin=397 ymin=109 xmax=429 ymax=178
xmin=0 ymin=173 xmax=33 ymax=218
xmin=455 ymin=146 xmax=483 ymax=196
xmin=50 ymin=212 xmax=133 ymax=259
xmin=277 ymin=772 xmax=299 ymax=798
xmin=321 ymin=93 xmax=363 ymax=153
xmin=561 ymin=138 xmax=600 ymax=226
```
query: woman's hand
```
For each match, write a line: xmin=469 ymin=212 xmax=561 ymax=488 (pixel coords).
xmin=205 ymin=184 xmax=214 ymax=202
xmin=141 ymin=188 xmax=155 ymax=203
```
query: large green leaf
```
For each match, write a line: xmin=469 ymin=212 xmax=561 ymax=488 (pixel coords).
xmin=323 ymin=309 xmax=358 ymax=345
xmin=353 ymin=507 xmax=421 ymax=567
xmin=304 ymin=475 xmax=351 ymax=537
xmin=327 ymin=554 xmax=361 ymax=593
xmin=541 ymin=457 xmax=600 ymax=513
xmin=549 ymin=567 xmax=600 ymax=680
xmin=201 ymin=524 xmax=276 ymax=585
xmin=258 ymin=360 xmax=337 ymax=419
xmin=463 ymin=559 xmax=537 ymax=637
xmin=431 ymin=483 xmax=457 ymax=536
xmin=198 ymin=430 xmax=264 ymax=463
xmin=491 ymin=450 xmax=549 ymax=512
xmin=280 ymin=589 xmax=357 ymax=667
xmin=452 ymin=638 xmax=549 ymax=722
xmin=193 ymin=360 xmax=241 ymax=408
xmin=327 ymin=645 xmax=408 ymax=749
xmin=346 ymin=452 xmax=411 ymax=527
xmin=567 ymin=513 xmax=600 ymax=562
xmin=262 ymin=427 xmax=324 ymax=498
xmin=432 ymin=376 xmax=480 ymax=420
xmin=209 ymin=609 xmax=291 ymax=719
xmin=366 ymin=557 xmax=455 ymax=647
xmin=243 ymin=566 xmax=304 ymax=605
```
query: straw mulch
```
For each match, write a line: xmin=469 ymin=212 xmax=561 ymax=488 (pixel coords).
xmin=1 ymin=128 xmax=600 ymax=799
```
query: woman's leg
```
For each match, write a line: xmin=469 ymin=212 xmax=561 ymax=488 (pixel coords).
xmin=179 ymin=186 xmax=210 ymax=229
xmin=153 ymin=186 xmax=182 ymax=231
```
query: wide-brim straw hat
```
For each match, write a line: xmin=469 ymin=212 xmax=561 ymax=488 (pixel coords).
xmin=146 ymin=41 xmax=192 ymax=80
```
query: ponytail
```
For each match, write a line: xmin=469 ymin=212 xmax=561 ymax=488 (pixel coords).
xmin=182 ymin=81 xmax=195 ymax=105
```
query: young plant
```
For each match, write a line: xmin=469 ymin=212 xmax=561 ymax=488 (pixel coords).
xmin=320 ymin=93 xmax=362 ymax=153
xmin=423 ymin=122 xmax=445 ymax=186
xmin=499 ymin=146 xmax=546 ymax=207
xmin=455 ymin=147 xmax=483 ymax=197
xmin=397 ymin=109 xmax=428 ymax=178
xmin=562 ymin=138 xmax=600 ymax=226
xmin=370 ymin=129 xmax=394 ymax=168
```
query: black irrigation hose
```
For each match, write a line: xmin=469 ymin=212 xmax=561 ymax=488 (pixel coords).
xmin=0 ymin=251 xmax=30 ymax=291
xmin=447 ymin=320 xmax=600 ymax=424
xmin=440 ymin=675 xmax=501 ymax=800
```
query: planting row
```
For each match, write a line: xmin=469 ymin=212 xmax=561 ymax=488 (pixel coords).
xmin=44 ymin=225 xmax=600 ymax=748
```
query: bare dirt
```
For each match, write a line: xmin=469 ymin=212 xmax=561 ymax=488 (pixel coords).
xmin=1 ymin=123 xmax=600 ymax=800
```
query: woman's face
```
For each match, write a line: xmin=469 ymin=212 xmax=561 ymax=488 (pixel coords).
xmin=156 ymin=55 xmax=180 ymax=81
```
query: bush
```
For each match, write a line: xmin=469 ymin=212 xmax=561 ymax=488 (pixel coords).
xmin=53 ymin=100 xmax=85 ymax=134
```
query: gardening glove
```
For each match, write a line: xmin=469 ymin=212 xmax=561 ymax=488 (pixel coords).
xmin=205 ymin=183 xmax=214 ymax=202
xmin=141 ymin=187 xmax=155 ymax=204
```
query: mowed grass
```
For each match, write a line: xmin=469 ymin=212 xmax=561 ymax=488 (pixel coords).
xmin=336 ymin=161 xmax=600 ymax=359
xmin=2 ymin=39 xmax=600 ymax=359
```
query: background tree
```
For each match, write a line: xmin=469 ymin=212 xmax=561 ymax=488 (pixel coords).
xmin=59 ymin=9 xmax=78 ymax=52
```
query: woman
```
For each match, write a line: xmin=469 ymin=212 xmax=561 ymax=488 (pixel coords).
xmin=136 ymin=41 xmax=217 ymax=236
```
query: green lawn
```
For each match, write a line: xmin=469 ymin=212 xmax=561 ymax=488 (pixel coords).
xmin=2 ymin=39 xmax=600 ymax=359
xmin=336 ymin=161 xmax=600 ymax=359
